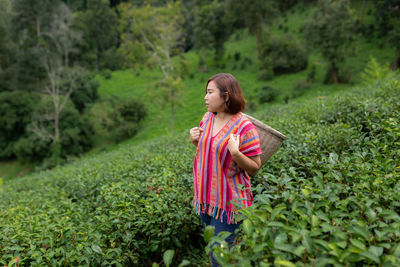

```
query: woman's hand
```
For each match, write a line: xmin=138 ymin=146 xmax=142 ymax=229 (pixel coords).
xmin=190 ymin=127 xmax=204 ymax=146
xmin=229 ymin=134 xmax=261 ymax=176
xmin=227 ymin=134 xmax=240 ymax=155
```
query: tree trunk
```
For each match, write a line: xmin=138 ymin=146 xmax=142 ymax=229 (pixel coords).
xmin=360 ymin=0 xmax=366 ymax=26
xmin=331 ymin=66 xmax=339 ymax=84
xmin=65 ymin=51 xmax=69 ymax=67
xmin=95 ymin=50 xmax=99 ymax=71
xmin=256 ymin=28 xmax=262 ymax=58
xmin=53 ymin=113 xmax=61 ymax=165
xmin=36 ymin=14 xmax=41 ymax=44
xmin=391 ymin=47 xmax=400 ymax=70
xmin=170 ymin=89 xmax=174 ymax=135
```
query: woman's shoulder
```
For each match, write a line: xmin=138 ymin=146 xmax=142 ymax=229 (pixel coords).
xmin=236 ymin=113 xmax=257 ymax=133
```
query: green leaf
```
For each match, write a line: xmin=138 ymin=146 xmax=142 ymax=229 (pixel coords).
xmin=204 ymin=225 xmax=215 ymax=243
xmin=349 ymin=225 xmax=370 ymax=241
xmin=163 ymin=249 xmax=174 ymax=267
xmin=242 ymin=219 xmax=253 ymax=235
xmin=178 ymin=260 xmax=190 ymax=267
xmin=360 ymin=250 xmax=380 ymax=264
xmin=274 ymin=259 xmax=296 ymax=267
xmin=350 ymin=239 xmax=366 ymax=250
xmin=91 ymin=244 xmax=103 ymax=254
xmin=271 ymin=205 xmax=286 ymax=221
xmin=369 ymin=246 xmax=383 ymax=258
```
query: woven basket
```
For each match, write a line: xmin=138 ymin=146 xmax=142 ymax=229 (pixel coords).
xmin=243 ymin=113 xmax=286 ymax=165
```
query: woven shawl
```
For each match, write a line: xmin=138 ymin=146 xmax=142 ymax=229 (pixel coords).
xmin=192 ymin=112 xmax=261 ymax=224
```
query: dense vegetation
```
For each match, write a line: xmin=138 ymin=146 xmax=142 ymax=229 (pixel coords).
xmin=1 ymin=0 xmax=399 ymax=169
xmin=1 ymin=71 xmax=399 ymax=265
xmin=1 ymin=0 xmax=400 ymax=266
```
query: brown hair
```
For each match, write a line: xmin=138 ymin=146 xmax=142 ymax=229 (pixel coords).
xmin=205 ymin=73 xmax=246 ymax=114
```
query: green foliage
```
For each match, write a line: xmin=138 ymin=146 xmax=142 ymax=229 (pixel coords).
xmin=70 ymin=72 xmax=99 ymax=113
xmin=207 ymin=74 xmax=400 ymax=266
xmin=292 ymin=78 xmax=312 ymax=97
xmin=226 ymin=0 xmax=279 ymax=56
xmin=99 ymin=47 xmax=126 ymax=71
xmin=73 ymin=0 xmax=119 ymax=70
xmin=15 ymin=100 xmax=94 ymax=164
xmin=303 ymin=0 xmax=356 ymax=83
xmin=360 ymin=56 xmax=391 ymax=85
xmin=0 ymin=91 xmax=39 ymax=158
xmin=89 ymin=97 xmax=146 ymax=143
xmin=0 ymin=134 xmax=204 ymax=266
xmin=1 ymin=75 xmax=400 ymax=265
xmin=260 ymin=33 xmax=308 ymax=76
xmin=258 ymin=85 xmax=281 ymax=103
xmin=193 ymin=0 xmax=230 ymax=64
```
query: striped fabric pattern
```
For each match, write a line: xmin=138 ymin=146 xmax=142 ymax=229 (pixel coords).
xmin=192 ymin=112 xmax=262 ymax=224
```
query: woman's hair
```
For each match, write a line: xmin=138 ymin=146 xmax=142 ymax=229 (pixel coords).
xmin=206 ymin=73 xmax=246 ymax=114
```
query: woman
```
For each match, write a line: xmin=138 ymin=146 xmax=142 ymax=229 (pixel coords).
xmin=189 ymin=73 xmax=261 ymax=266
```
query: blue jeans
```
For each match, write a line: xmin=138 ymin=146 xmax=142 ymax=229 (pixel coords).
xmin=200 ymin=213 xmax=242 ymax=267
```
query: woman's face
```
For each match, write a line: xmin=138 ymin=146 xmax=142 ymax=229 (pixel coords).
xmin=204 ymin=80 xmax=226 ymax=113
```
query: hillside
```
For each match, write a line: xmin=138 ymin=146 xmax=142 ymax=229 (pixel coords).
xmin=94 ymin=1 xmax=394 ymax=146
xmin=0 ymin=0 xmax=395 ymax=179
xmin=1 ymin=72 xmax=399 ymax=265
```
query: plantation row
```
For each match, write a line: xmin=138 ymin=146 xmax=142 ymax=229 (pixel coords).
xmin=1 ymin=74 xmax=399 ymax=266
xmin=208 ymin=74 xmax=400 ymax=266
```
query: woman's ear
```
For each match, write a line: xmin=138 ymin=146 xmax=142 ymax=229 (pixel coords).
xmin=224 ymin=93 xmax=229 ymax=103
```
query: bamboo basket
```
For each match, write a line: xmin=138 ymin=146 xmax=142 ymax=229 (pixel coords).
xmin=243 ymin=113 xmax=286 ymax=165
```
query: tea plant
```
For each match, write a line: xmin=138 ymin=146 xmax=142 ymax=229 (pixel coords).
xmin=208 ymin=75 xmax=400 ymax=266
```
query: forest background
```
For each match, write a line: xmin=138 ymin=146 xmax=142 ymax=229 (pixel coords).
xmin=0 ymin=0 xmax=398 ymax=176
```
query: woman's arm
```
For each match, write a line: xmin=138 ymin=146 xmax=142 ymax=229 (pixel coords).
xmin=230 ymin=151 xmax=261 ymax=176
xmin=228 ymin=134 xmax=261 ymax=175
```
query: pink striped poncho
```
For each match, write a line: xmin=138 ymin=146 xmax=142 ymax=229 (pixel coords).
xmin=192 ymin=112 xmax=262 ymax=224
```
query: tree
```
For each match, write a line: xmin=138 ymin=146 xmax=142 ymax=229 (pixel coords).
xmin=359 ymin=0 xmax=366 ymax=26
xmin=29 ymin=2 xmax=89 ymax=163
xmin=119 ymin=2 xmax=184 ymax=134
xmin=74 ymin=0 xmax=119 ymax=70
xmin=226 ymin=0 xmax=278 ymax=57
xmin=193 ymin=0 xmax=230 ymax=66
xmin=0 ymin=0 xmax=15 ymax=91
xmin=375 ymin=0 xmax=400 ymax=70
xmin=8 ymin=0 xmax=59 ymax=92
xmin=0 ymin=91 xmax=39 ymax=159
xmin=303 ymin=0 xmax=356 ymax=84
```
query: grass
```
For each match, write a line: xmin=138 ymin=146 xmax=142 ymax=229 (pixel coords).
xmin=0 ymin=160 xmax=32 ymax=181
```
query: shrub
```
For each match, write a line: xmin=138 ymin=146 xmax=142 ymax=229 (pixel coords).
xmin=0 ymin=134 xmax=205 ymax=266
xmin=14 ymin=99 xmax=94 ymax=163
xmin=292 ymin=79 xmax=312 ymax=98
xmin=207 ymin=75 xmax=400 ymax=266
xmin=233 ymin=52 xmax=241 ymax=61
xmin=99 ymin=47 xmax=126 ymax=71
xmin=260 ymin=34 xmax=308 ymax=75
xmin=70 ymin=72 xmax=100 ymax=113
xmin=0 ymin=91 xmax=39 ymax=159
xmin=258 ymin=85 xmax=281 ymax=103
xmin=89 ymin=97 xmax=146 ymax=143
xmin=100 ymin=69 xmax=112 ymax=79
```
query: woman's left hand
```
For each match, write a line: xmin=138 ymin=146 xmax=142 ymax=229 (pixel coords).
xmin=227 ymin=134 xmax=240 ymax=155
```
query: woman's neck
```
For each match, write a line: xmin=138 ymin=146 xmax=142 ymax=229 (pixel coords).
xmin=214 ymin=112 xmax=232 ymax=121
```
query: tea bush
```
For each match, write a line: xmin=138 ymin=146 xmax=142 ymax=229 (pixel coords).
xmin=207 ymin=75 xmax=400 ymax=266
xmin=0 ymin=137 xmax=204 ymax=266
xmin=1 ymin=74 xmax=399 ymax=266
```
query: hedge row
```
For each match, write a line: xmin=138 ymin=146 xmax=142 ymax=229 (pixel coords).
xmin=1 ymin=74 xmax=399 ymax=266
xmin=208 ymin=75 xmax=400 ymax=266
